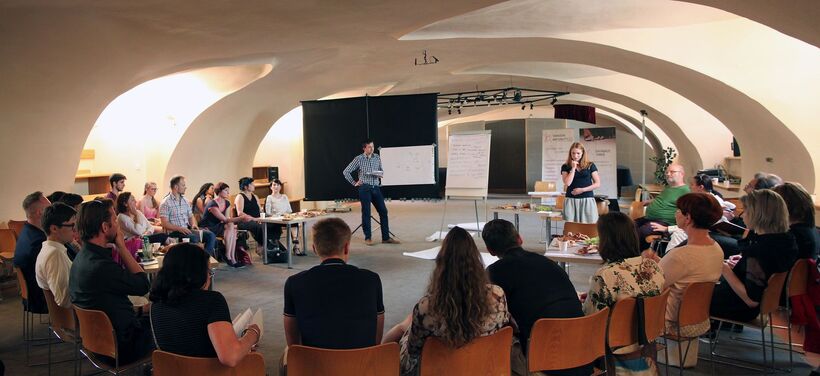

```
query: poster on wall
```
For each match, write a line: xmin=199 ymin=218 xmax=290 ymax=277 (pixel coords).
xmin=578 ymin=127 xmax=617 ymax=198
xmin=541 ymin=129 xmax=576 ymax=203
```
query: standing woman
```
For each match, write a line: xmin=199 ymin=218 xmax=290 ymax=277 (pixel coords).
xmin=200 ymin=182 xmax=251 ymax=268
xmin=561 ymin=142 xmax=601 ymax=223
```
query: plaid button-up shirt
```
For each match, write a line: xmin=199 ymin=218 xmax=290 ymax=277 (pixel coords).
xmin=343 ymin=152 xmax=383 ymax=186
xmin=159 ymin=193 xmax=192 ymax=228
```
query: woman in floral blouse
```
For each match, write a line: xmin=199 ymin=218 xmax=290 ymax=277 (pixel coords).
xmin=382 ymin=226 xmax=510 ymax=376
xmin=583 ymin=212 xmax=665 ymax=314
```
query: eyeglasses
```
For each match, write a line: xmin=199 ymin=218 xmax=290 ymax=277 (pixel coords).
xmin=57 ymin=222 xmax=76 ymax=228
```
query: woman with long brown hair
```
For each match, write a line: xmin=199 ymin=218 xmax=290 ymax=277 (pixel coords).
xmin=382 ymin=226 xmax=510 ymax=375
xmin=561 ymin=142 xmax=601 ymax=223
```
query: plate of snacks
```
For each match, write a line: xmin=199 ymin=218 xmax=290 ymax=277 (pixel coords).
xmin=576 ymin=244 xmax=599 ymax=255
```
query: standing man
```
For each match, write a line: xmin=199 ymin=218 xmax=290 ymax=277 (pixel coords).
xmin=13 ymin=191 xmax=51 ymax=314
xmin=106 ymin=173 xmax=127 ymax=200
xmin=342 ymin=139 xmax=399 ymax=245
xmin=159 ymin=175 xmax=217 ymax=256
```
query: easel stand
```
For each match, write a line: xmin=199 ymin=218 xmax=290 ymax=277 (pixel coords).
xmin=437 ymin=195 xmax=488 ymax=241
xmin=352 ymin=215 xmax=398 ymax=239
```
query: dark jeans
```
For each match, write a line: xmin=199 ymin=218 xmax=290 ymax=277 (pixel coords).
xmin=634 ymin=217 xmax=669 ymax=251
xmin=358 ymin=184 xmax=390 ymax=241
xmin=710 ymin=279 xmax=759 ymax=322
xmin=168 ymin=229 xmax=216 ymax=255
xmin=710 ymin=232 xmax=741 ymax=258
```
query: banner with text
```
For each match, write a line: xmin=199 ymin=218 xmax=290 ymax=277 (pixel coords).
xmin=579 ymin=127 xmax=617 ymax=198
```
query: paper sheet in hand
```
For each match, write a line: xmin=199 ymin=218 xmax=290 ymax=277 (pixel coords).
xmin=232 ymin=308 xmax=264 ymax=339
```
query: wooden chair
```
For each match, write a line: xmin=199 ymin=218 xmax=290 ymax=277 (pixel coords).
xmin=710 ymin=271 xmax=789 ymax=373
xmin=420 ymin=326 xmax=513 ymax=376
xmin=773 ymin=259 xmax=810 ymax=370
xmin=534 ymin=181 xmax=556 ymax=192
xmin=287 ymin=342 xmax=399 ymax=376
xmin=74 ymin=306 xmax=152 ymax=375
xmin=153 ymin=350 xmax=265 ymax=376
xmin=555 ymin=195 xmax=565 ymax=211
xmin=662 ymin=282 xmax=716 ymax=375
xmin=16 ymin=266 xmax=51 ymax=365
xmin=528 ymin=307 xmax=609 ymax=373
xmin=606 ymin=290 xmax=670 ymax=374
xmin=563 ymin=222 xmax=598 ymax=238
xmin=43 ymin=289 xmax=80 ymax=376
xmin=7 ymin=219 xmax=26 ymax=238
xmin=0 ymin=229 xmax=15 ymax=283
xmin=629 ymin=201 xmax=645 ymax=220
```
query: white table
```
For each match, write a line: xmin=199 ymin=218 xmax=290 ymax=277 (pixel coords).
xmin=258 ymin=215 xmax=328 ymax=268
xmin=492 ymin=208 xmax=563 ymax=242
xmin=543 ymin=246 xmax=602 ymax=275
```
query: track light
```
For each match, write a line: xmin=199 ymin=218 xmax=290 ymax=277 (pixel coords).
xmin=513 ymin=89 xmax=522 ymax=102
xmin=550 ymin=98 xmax=557 ymax=105
xmin=437 ymin=88 xmax=569 ymax=111
xmin=448 ymin=109 xmax=452 ymax=115
xmin=530 ymin=103 xmax=534 ymax=110
xmin=521 ymin=104 xmax=526 ymax=110
xmin=457 ymin=108 xmax=461 ymax=114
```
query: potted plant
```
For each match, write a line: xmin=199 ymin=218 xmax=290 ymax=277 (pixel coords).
xmin=649 ymin=147 xmax=677 ymax=186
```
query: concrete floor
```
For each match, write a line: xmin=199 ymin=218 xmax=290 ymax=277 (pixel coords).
xmin=0 ymin=198 xmax=813 ymax=375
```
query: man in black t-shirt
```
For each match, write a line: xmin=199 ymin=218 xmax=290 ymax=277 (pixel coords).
xmin=283 ymin=217 xmax=384 ymax=350
xmin=482 ymin=219 xmax=591 ymax=376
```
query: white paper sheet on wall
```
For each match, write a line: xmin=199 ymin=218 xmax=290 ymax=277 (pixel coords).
xmin=380 ymin=145 xmax=436 ymax=186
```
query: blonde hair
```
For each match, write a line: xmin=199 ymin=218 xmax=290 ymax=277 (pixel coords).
xmin=741 ymin=189 xmax=789 ymax=234
xmin=565 ymin=142 xmax=591 ymax=170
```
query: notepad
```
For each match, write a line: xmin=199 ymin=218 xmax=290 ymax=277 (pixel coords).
xmin=232 ymin=308 xmax=264 ymax=339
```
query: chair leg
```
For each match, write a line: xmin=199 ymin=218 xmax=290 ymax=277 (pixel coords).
xmin=787 ymin=314 xmax=793 ymax=371
xmin=761 ymin=320 xmax=768 ymax=374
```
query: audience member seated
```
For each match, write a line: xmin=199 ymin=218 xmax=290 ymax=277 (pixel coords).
xmin=709 ymin=189 xmax=798 ymax=322
xmin=159 ymin=175 xmax=216 ymax=256
xmin=137 ymin=182 xmax=163 ymax=231
xmin=35 ymin=202 xmax=77 ymax=308
xmin=69 ymin=198 xmax=154 ymax=364
xmin=149 ymin=243 xmax=260 ymax=367
xmin=773 ymin=182 xmax=818 ymax=260
xmin=743 ymin=172 xmax=783 ymax=194
xmin=13 ymin=191 xmax=51 ymax=314
xmin=191 ymin=182 xmax=214 ymax=223
xmin=583 ymin=212 xmax=665 ymax=314
xmin=264 ymin=179 xmax=302 ymax=255
xmin=645 ymin=193 xmax=723 ymax=336
xmin=635 ymin=164 xmax=690 ymax=250
xmin=200 ymin=182 xmax=252 ymax=268
xmin=383 ymin=227 xmax=510 ymax=376
xmin=105 ymin=173 xmax=126 ymax=200
xmin=234 ymin=177 xmax=267 ymax=249
xmin=481 ymin=219 xmax=591 ymax=376
xmin=46 ymin=191 xmax=66 ymax=205
xmin=116 ymin=192 xmax=167 ymax=258
xmin=56 ymin=193 xmax=84 ymax=260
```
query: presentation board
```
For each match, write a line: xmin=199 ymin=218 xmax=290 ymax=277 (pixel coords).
xmin=380 ymin=145 xmax=436 ymax=186
xmin=445 ymin=131 xmax=491 ymax=198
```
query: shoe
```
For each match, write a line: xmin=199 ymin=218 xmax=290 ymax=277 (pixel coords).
xmin=228 ymin=259 xmax=246 ymax=268
xmin=383 ymin=238 xmax=401 ymax=244
xmin=365 ymin=239 xmax=375 ymax=246
xmin=294 ymin=246 xmax=306 ymax=256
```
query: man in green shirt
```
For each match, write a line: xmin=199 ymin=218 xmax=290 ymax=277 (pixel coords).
xmin=635 ymin=163 xmax=690 ymax=249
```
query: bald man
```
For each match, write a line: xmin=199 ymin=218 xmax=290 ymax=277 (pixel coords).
xmin=635 ymin=163 xmax=690 ymax=250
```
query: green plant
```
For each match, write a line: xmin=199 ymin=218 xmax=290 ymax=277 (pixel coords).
xmin=649 ymin=147 xmax=677 ymax=186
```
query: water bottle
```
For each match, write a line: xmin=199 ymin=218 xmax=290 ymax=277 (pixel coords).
xmin=143 ymin=236 xmax=152 ymax=259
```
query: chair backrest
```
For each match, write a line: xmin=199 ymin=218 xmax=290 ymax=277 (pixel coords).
xmin=759 ymin=271 xmax=788 ymax=316
xmin=642 ymin=289 xmax=670 ymax=342
xmin=634 ymin=186 xmax=644 ymax=202
xmin=555 ymin=195 xmax=565 ymax=210
xmin=534 ymin=181 xmax=556 ymax=192
xmin=787 ymin=259 xmax=810 ymax=297
xmin=287 ymin=343 xmax=399 ymax=376
xmin=528 ymin=307 xmax=609 ymax=372
xmin=629 ymin=201 xmax=645 ymax=220
xmin=153 ymin=350 xmax=265 ymax=376
xmin=420 ymin=326 xmax=513 ymax=376
xmin=677 ymin=282 xmax=716 ymax=328
xmin=7 ymin=220 xmax=26 ymax=238
xmin=14 ymin=266 xmax=28 ymax=300
xmin=563 ymin=222 xmax=598 ymax=237
xmin=0 ymin=228 xmax=16 ymax=253
xmin=607 ymin=297 xmax=638 ymax=349
xmin=43 ymin=289 xmax=77 ymax=341
xmin=74 ymin=306 xmax=117 ymax=358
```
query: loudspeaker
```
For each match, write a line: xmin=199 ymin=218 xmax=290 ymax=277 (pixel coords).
xmin=267 ymin=167 xmax=279 ymax=181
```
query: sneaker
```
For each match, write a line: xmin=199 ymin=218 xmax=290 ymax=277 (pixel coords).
xmin=383 ymin=238 xmax=401 ymax=244
xmin=365 ymin=239 xmax=375 ymax=246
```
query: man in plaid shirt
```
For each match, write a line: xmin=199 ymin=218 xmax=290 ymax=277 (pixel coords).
xmin=343 ymin=140 xmax=400 ymax=246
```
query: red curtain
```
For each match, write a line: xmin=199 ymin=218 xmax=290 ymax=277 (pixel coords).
xmin=554 ymin=104 xmax=596 ymax=124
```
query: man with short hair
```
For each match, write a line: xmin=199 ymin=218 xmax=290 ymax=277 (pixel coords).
xmin=636 ymin=163 xmax=690 ymax=249
xmin=283 ymin=217 xmax=384 ymax=349
xmin=159 ymin=175 xmax=216 ymax=256
xmin=105 ymin=173 xmax=127 ymax=200
xmin=69 ymin=199 xmax=154 ymax=364
xmin=342 ymin=139 xmax=399 ymax=246
xmin=744 ymin=172 xmax=783 ymax=194
xmin=13 ymin=191 xmax=51 ymax=313
xmin=481 ymin=219 xmax=591 ymax=376
xmin=35 ymin=203 xmax=77 ymax=308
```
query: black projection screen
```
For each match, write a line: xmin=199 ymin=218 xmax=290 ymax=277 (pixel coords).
xmin=302 ymin=93 xmax=439 ymax=201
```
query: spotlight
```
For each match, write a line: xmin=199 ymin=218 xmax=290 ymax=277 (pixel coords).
xmin=457 ymin=108 xmax=461 ymax=114
xmin=550 ymin=98 xmax=557 ymax=105
xmin=521 ymin=104 xmax=526 ymax=110
xmin=530 ymin=103 xmax=534 ymax=110
xmin=448 ymin=109 xmax=452 ymax=115
xmin=513 ymin=89 xmax=522 ymax=102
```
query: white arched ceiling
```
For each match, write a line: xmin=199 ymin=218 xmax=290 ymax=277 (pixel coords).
xmin=458 ymin=61 xmax=732 ymax=169
xmin=401 ymin=0 xmax=818 ymax=189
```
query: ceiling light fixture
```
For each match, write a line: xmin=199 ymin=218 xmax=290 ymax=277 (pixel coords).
xmin=438 ymin=87 xmax=568 ymax=111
